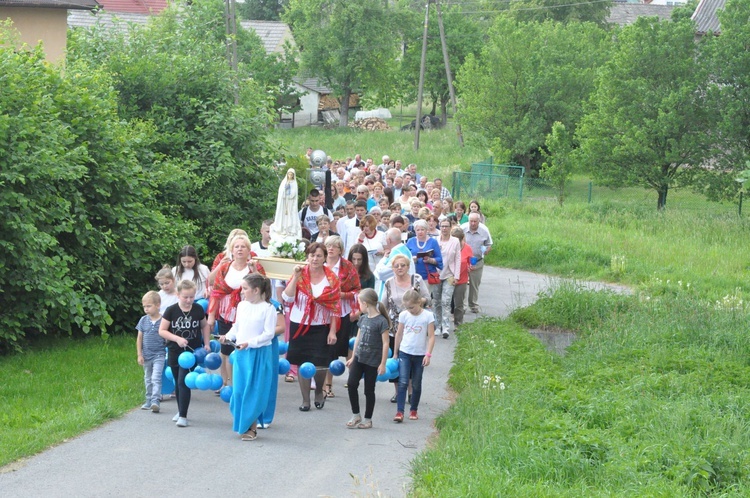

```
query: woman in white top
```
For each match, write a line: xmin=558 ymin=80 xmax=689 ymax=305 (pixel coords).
xmin=172 ymin=245 xmax=210 ymax=300
xmin=208 ymin=235 xmax=264 ymax=390
xmin=220 ymin=273 xmax=277 ymax=441
xmin=283 ymin=243 xmax=341 ymax=411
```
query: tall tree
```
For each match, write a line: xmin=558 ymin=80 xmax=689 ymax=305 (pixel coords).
xmin=456 ymin=17 xmax=609 ymax=173
xmin=699 ymin=0 xmax=750 ymax=201
xmin=68 ymin=0 xmax=280 ymax=248
xmin=578 ymin=17 xmax=711 ymax=210
xmin=283 ymin=0 xmax=398 ymax=127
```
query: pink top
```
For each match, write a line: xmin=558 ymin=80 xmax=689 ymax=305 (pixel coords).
xmin=438 ymin=236 xmax=462 ymax=280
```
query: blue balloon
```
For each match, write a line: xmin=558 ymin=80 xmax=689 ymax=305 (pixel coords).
xmin=193 ymin=348 xmax=207 ymax=366
xmin=204 ymin=352 xmax=222 ymax=370
xmin=196 ymin=298 xmax=209 ymax=313
xmin=220 ymin=385 xmax=233 ymax=403
xmin=161 ymin=375 xmax=175 ymax=395
xmin=209 ymin=373 xmax=223 ymax=391
xmin=214 ymin=322 xmax=219 ymax=334
xmin=388 ymin=348 xmax=393 ymax=358
xmin=329 ymin=360 xmax=345 ymax=376
xmin=229 ymin=351 xmax=236 ymax=365
xmin=278 ymin=342 xmax=289 ymax=355
xmin=376 ymin=372 xmax=389 ymax=382
xmin=386 ymin=358 xmax=398 ymax=374
xmin=278 ymin=358 xmax=291 ymax=375
xmin=164 ymin=366 xmax=174 ymax=382
xmin=194 ymin=366 xmax=206 ymax=374
xmin=299 ymin=362 xmax=316 ymax=379
xmin=185 ymin=371 xmax=199 ymax=389
xmin=388 ymin=368 xmax=399 ymax=380
xmin=178 ymin=351 xmax=196 ymax=369
xmin=209 ymin=340 xmax=221 ymax=353
xmin=196 ymin=373 xmax=211 ymax=391
xmin=349 ymin=337 xmax=356 ymax=350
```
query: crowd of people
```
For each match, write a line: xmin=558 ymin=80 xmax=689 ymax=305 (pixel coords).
xmin=134 ymin=153 xmax=493 ymax=440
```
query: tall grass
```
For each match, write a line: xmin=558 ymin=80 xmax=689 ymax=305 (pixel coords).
xmin=0 ymin=335 xmax=141 ymax=467
xmin=411 ymin=284 xmax=750 ymax=496
xmin=484 ymin=199 xmax=750 ymax=302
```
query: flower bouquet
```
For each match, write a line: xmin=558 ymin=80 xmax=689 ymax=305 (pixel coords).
xmin=268 ymin=238 xmax=307 ymax=261
xmin=255 ymin=237 xmax=308 ymax=280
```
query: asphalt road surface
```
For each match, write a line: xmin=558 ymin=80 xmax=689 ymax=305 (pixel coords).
xmin=0 ymin=267 xmax=627 ymax=497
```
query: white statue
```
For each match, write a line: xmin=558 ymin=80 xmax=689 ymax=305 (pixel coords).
xmin=270 ymin=168 xmax=301 ymax=240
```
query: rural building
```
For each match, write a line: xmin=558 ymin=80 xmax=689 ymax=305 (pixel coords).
xmin=1 ymin=0 xmax=98 ymax=62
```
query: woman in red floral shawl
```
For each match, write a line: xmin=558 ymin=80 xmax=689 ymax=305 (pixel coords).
xmin=282 ymin=242 xmax=341 ymax=412
xmin=208 ymin=235 xmax=265 ymax=390
xmin=322 ymin=235 xmax=360 ymax=398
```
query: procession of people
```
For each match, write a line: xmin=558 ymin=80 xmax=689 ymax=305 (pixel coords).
xmin=135 ymin=151 xmax=492 ymax=439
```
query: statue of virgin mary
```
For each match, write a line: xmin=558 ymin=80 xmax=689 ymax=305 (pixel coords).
xmin=270 ymin=168 xmax=301 ymax=240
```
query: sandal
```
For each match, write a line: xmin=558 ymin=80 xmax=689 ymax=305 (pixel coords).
xmin=314 ymin=392 xmax=327 ymax=410
xmin=299 ymin=404 xmax=310 ymax=412
xmin=346 ymin=415 xmax=362 ymax=428
xmin=357 ymin=419 xmax=373 ymax=429
xmin=285 ymin=375 xmax=296 ymax=383
xmin=241 ymin=428 xmax=257 ymax=441
xmin=324 ymin=383 xmax=335 ymax=398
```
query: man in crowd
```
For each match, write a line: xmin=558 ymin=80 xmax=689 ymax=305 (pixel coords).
xmin=341 ymin=199 xmax=368 ymax=255
xmin=434 ymin=178 xmax=452 ymax=200
xmin=462 ymin=213 xmax=492 ymax=313
xmin=299 ymin=189 xmax=333 ymax=237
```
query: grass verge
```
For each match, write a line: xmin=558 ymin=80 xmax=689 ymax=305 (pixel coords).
xmin=411 ymin=283 xmax=750 ymax=496
xmin=0 ymin=335 xmax=141 ymax=468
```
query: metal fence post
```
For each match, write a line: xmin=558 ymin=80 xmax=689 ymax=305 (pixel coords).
xmin=588 ymin=181 xmax=592 ymax=204
xmin=519 ymin=176 xmax=524 ymax=201
xmin=739 ymin=191 xmax=743 ymax=217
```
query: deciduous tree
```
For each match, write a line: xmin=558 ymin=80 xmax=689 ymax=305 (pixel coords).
xmin=578 ymin=17 xmax=711 ymax=210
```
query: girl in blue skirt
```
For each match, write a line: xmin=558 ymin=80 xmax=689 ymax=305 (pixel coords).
xmin=220 ymin=273 xmax=277 ymax=441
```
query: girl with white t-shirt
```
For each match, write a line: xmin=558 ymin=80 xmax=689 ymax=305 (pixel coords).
xmin=392 ymin=289 xmax=435 ymax=423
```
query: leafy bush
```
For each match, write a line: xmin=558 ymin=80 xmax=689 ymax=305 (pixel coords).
xmin=0 ymin=42 xmax=191 ymax=351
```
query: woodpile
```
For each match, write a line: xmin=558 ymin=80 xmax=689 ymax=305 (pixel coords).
xmin=349 ymin=117 xmax=391 ymax=131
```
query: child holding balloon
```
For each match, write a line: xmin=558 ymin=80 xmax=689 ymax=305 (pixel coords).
xmin=159 ymin=280 xmax=210 ymax=428
xmin=136 ymin=290 xmax=166 ymax=413
xmin=219 ymin=273 xmax=277 ymax=441
xmin=345 ymin=288 xmax=391 ymax=429
xmin=392 ymin=289 xmax=435 ymax=423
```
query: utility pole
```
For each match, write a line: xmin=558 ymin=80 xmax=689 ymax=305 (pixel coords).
xmin=436 ymin=0 xmax=463 ymax=147
xmin=414 ymin=1 xmax=430 ymax=151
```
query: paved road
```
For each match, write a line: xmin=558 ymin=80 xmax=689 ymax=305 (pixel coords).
xmin=0 ymin=267 xmax=627 ymax=497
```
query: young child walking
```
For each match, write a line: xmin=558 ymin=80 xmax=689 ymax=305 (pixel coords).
xmin=155 ymin=266 xmax=179 ymax=315
xmin=392 ymin=289 xmax=435 ymax=423
xmin=159 ymin=280 xmax=210 ymax=428
xmin=136 ymin=291 xmax=166 ymax=413
xmin=346 ymin=288 xmax=391 ymax=429
xmin=219 ymin=273 xmax=277 ymax=441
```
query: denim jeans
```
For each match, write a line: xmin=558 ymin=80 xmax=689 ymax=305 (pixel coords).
xmin=397 ymin=351 xmax=425 ymax=413
xmin=143 ymin=354 xmax=165 ymax=405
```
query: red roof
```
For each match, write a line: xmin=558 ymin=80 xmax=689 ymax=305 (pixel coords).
xmin=95 ymin=0 xmax=167 ymax=14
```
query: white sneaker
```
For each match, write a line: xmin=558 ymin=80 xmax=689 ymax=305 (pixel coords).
xmin=172 ymin=412 xmax=180 ymax=422
xmin=176 ymin=417 xmax=188 ymax=427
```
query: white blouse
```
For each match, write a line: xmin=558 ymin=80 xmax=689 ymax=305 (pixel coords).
xmin=226 ymin=301 xmax=277 ymax=348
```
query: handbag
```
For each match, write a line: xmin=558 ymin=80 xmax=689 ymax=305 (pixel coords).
xmin=427 ymin=269 xmax=441 ymax=285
